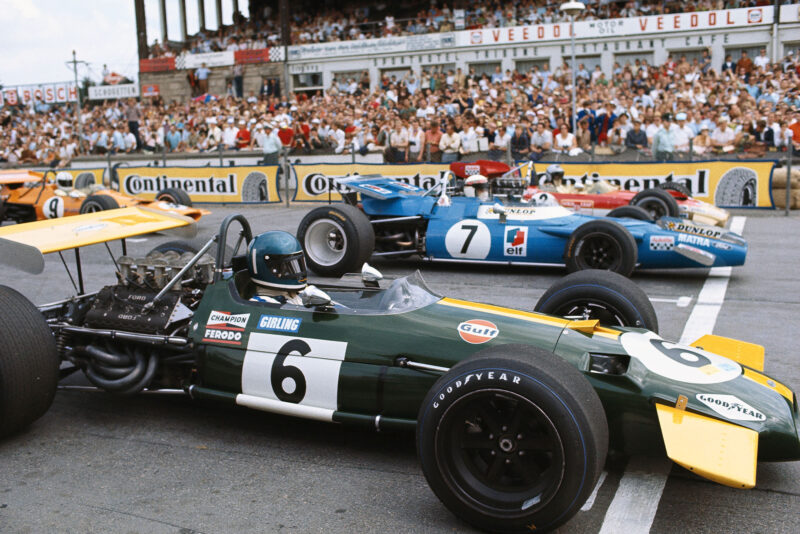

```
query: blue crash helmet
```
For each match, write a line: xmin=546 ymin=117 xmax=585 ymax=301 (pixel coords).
xmin=247 ymin=231 xmax=308 ymax=290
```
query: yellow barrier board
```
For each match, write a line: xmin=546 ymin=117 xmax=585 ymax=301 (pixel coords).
xmin=293 ymin=163 xmax=449 ymax=202
xmin=551 ymin=161 xmax=775 ymax=208
xmin=116 ymin=165 xmax=281 ymax=203
xmin=292 ymin=161 xmax=774 ymax=207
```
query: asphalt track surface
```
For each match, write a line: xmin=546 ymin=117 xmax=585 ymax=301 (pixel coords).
xmin=1 ymin=205 xmax=799 ymax=534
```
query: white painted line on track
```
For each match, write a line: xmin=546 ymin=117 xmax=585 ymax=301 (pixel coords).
xmin=597 ymin=457 xmax=672 ymax=534
xmin=649 ymin=296 xmax=692 ymax=308
xmin=598 ymin=216 xmax=747 ymax=534
xmin=580 ymin=471 xmax=608 ymax=511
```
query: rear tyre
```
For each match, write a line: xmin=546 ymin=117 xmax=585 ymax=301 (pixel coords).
xmin=79 ymin=194 xmax=120 ymax=214
xmin=297 ymin=204 xmax=375 ymax=277
xmin=156 ymin=187 xmax=192 ymax=207
xmin=534 ymin=269 xmax=658 ymax=332
xmin=658 ymin=181 xmax=691 ymax=198
xmin=607 ymin=205 xmax=655 ymax=222
xmin=417 ymin=345 xmax=608 ymax=534
xmin=0 ymin=285 xmax=59 ymax=437
xmin=564 ymin=220 xmax=637 ymax=277
xmin=631 ymin=188 xmax=679 ymax=219
xmin=148 ymin=240 xmax=198 ymax=255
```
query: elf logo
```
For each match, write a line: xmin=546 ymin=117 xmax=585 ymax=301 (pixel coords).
xmin=458 ymin=319 xmax=499 ymax=344
xmin=504 ymin=226 xmax=527 ymax=256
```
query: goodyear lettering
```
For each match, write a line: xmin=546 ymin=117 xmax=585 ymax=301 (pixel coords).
xmin=696 ymin=393 xmax=766 ymax=421
xmin=432 ymin=371 xmax=522 ymax=408
xmin=258 ymin=315 xmax=302 ymax=333
xmin=677 ymin=233 xmax=711 ymax=247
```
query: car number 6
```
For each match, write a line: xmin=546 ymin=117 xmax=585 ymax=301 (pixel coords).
xmin=271 ymin=339 xmax=309 ymax=403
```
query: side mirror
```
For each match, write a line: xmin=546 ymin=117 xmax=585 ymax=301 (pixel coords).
xmin=361 ymin=263 xmax=383 ymax=285
xmin=300 ymin=286 xmax=333 ymax=308
xmin=493 ymin=203 xmax=507 ymax=224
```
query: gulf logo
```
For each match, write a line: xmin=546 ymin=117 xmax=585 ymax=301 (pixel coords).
xmin=458 ymin=319 xmax=499 ymax=344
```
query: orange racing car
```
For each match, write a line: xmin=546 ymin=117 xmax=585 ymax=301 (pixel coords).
xmin=0 ymin=170 xmax=209 ymax=224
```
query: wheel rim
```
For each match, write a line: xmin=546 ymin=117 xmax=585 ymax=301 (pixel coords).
xmin=547 ymin=299 xmax=632 ymax=327
xmin=638 ymin=198 xmax=668 ymax=218
xmin=83 ymin=202 xmax=102 ymax=213
xmin=436 ymin=389 xmax=565 ymax=517
xmin=158 ymin=194 xmax=177 ymax=203
xmin=304 ymin=219 xmax=347 ymax=267
xmin=576 ymin=233 xmax=623 ymax=271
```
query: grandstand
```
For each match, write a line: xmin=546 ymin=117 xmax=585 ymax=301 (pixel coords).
xmin=1 ymin=1 xmax=799 ymax=167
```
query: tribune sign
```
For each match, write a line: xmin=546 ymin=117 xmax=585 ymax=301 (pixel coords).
xmin=88 ymin=84 xmax=139 ymax=101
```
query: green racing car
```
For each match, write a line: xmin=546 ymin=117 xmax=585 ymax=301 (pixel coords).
xmin=0 ymin=207 xmax=797 ymax=533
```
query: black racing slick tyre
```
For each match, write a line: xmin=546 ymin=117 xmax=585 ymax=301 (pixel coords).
xmin=148 ymin=240 xmax=199 ymax=255
xmin=79 ymin=194 xmax=120 ymax=214
xmin=564 ymin=220 xmax=637 ymax=277
xmin=658 ymin=181 xmax=691 ymax=198
xmin=297 ymin=204 xmax=375 ymax=277
xmin=417 ymin=345 xmax=608 ymax=534
xmin=0 ymin=285 xmax=59 ymax=438
xmin=606 ymin=205 xmax=655 ymax=222
xmin=534 ymin=269 xmax=658 ymax=332
xmin=156 ymin=187 xmax=192 ymax=207
xmin=630 ymin=188 xmax=679 ymax=219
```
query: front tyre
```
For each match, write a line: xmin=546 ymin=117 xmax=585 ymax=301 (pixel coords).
xmin=297 ymin=204 xmax=375 ymax=277
xmin=535 ymin=269 xmax=658 ymax=332
xmin=79 ymin=194 xmax=120 ymax=214
xmin=0 ymin=285 xmax=59 ymax=437
xmin=156 ymin=187 xmax=192 ymax=207
xmin=417 ymin=346 xmax=607 ymax=533
xmin=630 ymin=188 xmax=679 ymax=219
xmin=607 ymin=205 xmax=654 ymax=222
xmin=564 ymin=220 xmax=637 ymax=277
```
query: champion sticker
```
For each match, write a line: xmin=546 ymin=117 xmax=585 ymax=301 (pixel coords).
xmin=458 ymin=319 xmax=499 ymax=344
xmin=696 ymin=393 xmax=766 ymax=422
xmin=649 ymin=235 xmax=675 ymax=251
xmin=203 ymin=310 xmax=250 ymax=345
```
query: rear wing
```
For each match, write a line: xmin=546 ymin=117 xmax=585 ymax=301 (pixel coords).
xmin=0 ymin=170 xmax=46 ymax=185
xmin=0 ymin=207 xmax=196 ymax=274
xmin=336 ymin=174 xmax=427 ymax=200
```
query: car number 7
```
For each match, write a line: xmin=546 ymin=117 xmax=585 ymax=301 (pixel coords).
xmin=460 ymin=224 xmax=478 ymax=254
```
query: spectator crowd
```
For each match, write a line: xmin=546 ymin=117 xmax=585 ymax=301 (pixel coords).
xmin=3 ymin=45 xmax=799 ymax=168
xmin=147 ymin=1 xmax=784 ymax=57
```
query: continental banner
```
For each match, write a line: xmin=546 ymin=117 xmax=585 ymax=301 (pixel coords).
xmin=292 ymin=160 xmax=774 ymax=208
xmin=546 ymin=160 xmax=775 ymax=208
xmin=293 ymin=163 xmax=449 ymax=202
xmin=116 ymin=165 xmax=281 ymax=203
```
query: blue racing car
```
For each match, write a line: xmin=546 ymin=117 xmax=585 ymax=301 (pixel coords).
xmin=296 ymin=174 xmax=746 ymax=278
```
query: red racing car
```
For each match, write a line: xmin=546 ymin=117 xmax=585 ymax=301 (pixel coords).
xmin=448 ymin=160 xmax=729 ymax=226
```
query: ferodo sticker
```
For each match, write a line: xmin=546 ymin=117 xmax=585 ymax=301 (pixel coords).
xmin=458 ymin=319 xmax=499 ymax=344
xmin=620 ymin=331 xmax=741 ymax=384
xmin=696 ymin=393 xmax=766 ymax=422
xmin=665 ymin=221 xmax=724 ymax=240
xmin=203 ymin=310 xmax=251 ymax=345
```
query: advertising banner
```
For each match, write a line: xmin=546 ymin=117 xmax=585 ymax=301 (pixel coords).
xmin=288 ymin=33 xmax=455 ymax=61
xmin=139 ymin=57 xmax=176 ymax=72
xmin=234 ymin=48 xmax=271 ymax=64
xmin=1 ymin=83 xmax=78 ymax=105
xmin=88 ymin=84 xmax=139 ymax=100
xmin=540 ymin=160 xmax=775 ymax=208
xmin=293 ymin=160 xmax=774 ymax=208
xmin=457 ymin=6 xmax=772 ymax=48
xmin=293 ymin=163 xmax=451 ymax=202
xmin=116 ymin=165 xmax=281 ymax=203
xmin=181 ymin=51 xmax=235 ymax=69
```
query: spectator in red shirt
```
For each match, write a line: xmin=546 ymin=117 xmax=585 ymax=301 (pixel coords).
xmin=424 ymin=120 xmax=443 ymax=162
xmin=277 ymin=122 xmax=294 ymax=146
xmin=235 ymin=120 xmax=251 ymax=149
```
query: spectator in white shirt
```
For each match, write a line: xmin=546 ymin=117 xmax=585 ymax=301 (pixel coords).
xmin=439 ymin=122 xmax=461 ymax=163
xmin=754 ymin=48 xmax=770 ymax=70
